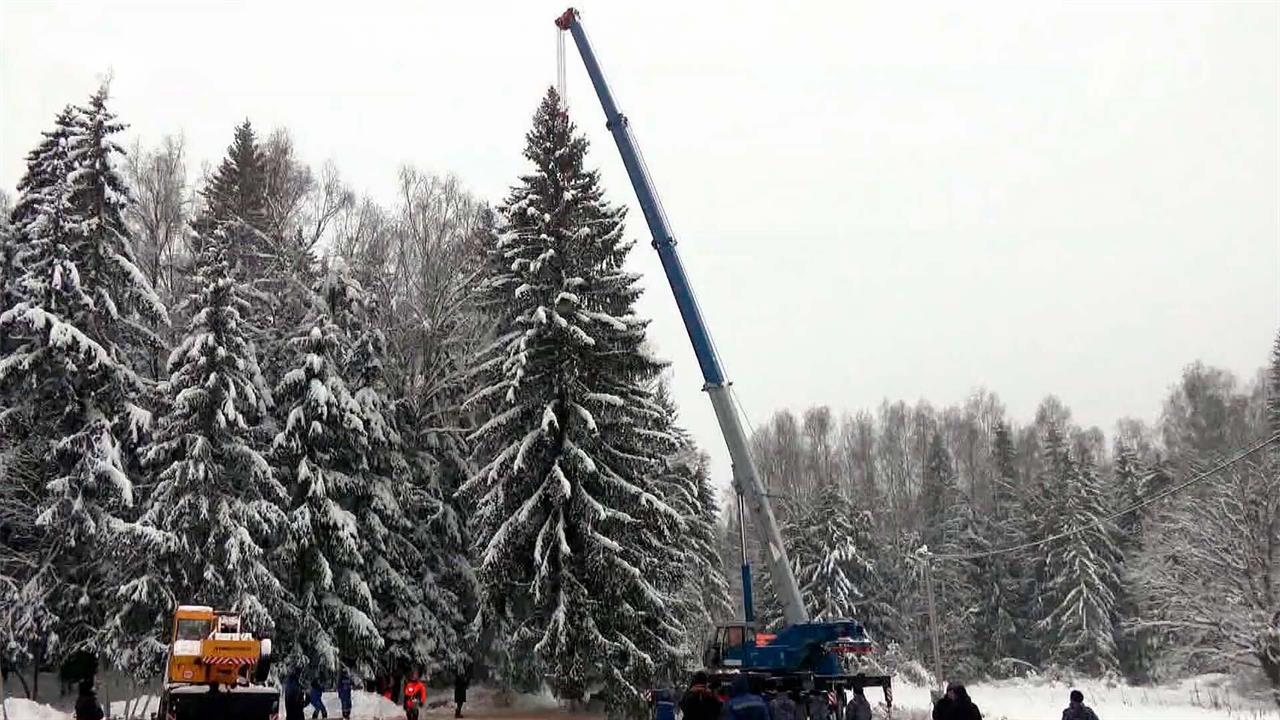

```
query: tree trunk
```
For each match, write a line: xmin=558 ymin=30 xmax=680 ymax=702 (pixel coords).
xmin=1260 ymin=650 xmax=1280 ymax=709
xmin=31 ymin=645 xmax=40 ymax=703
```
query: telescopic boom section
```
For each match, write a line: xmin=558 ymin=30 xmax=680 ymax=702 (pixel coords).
xmin=555 ymin=7 xmax=808 ymax=627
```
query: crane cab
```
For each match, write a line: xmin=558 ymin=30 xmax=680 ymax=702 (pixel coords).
xmin=166 ymin=606 xmax=269 ymax=687
xmin=703 ymin=623 xmax=754 ymax=668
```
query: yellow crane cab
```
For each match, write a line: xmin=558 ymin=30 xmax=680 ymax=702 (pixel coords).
xmin=166 ymin=605 xmax=270 ymax=686
xmin=160 ymin=606 xmax=277 ymax=720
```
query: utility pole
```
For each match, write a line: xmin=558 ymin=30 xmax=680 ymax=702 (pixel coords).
xmin=918 ymin=548 xmax=944 ymax=695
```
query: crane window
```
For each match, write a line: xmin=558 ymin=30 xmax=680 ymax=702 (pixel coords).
xmin=724 ymin=626 xmax=745 ymax=647
xmin=176 ymin=619 xmax=212 ymax=641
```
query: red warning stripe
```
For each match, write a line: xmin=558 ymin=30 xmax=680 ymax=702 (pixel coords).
xmin=203 ymin=656 xmax=256 ymax=665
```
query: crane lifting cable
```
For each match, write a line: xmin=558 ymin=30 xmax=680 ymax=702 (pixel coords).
xmin=556 ymin=25 xmax=568 ymax=109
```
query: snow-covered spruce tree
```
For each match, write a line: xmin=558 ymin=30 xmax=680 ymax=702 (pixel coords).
xmin=0 ymin=210 xmax=14 ymax=349
xmin=1270 ymin=329 xmax=1280 ymax=446
xmin=790 ymin=479 xmax=863 ymax=620
xmin=1111 ymin=440 xmax=1145 ymax=550
xmin=271 ymin=276 xmax=381 ymax=674
xmin=650 ymin=382 xmax=728 ymax=666
xmin=974 ymin=420 xmax=1023 ymax=669
xmin=1038 ymin=449 xmax=1122 ymax=674
xmin=70 ymin=86 xmax=169 ymax=372
xmin=0 ymin=105 xmax=82 ymax=673
xmin=1016 ymin=421 xmax=1072 ymax=663
xmin=918 ymin=432 xmax=983 ymax=677
xmin=463 ymin=88 xmax=683 ymax=713
xmin=918 ymin=430 xmax=953 ymax=551
xmin=0 ymin=88 xmax=165 ymax=661
xmin=102 ymin=224 xmax=285 ymax=677
xmin=692 ymin=460 xmax=733 ymax=623
xmin=751 ymin=495 xmax=799 ymax=632
xmin=197 ymin=120 xmax=268 ymax=235
xmin=318 ymin=259 xmax=463 ymax=677
xmin=1111 ymin=438 xmax=1155 ymax=681
xmin=196 ymin=120 xmax=305 ymax=392
xmin=3 ymin=107 xmax=76 ymax=354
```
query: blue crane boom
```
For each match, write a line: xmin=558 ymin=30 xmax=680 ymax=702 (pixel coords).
xmin=554 ymin=7 xmax=806 ymax=628
xmin=553 ymin=13 xmax=893 ymax=702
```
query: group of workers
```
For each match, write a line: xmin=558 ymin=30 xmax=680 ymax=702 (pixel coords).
xmin=283 ymin=665 xmax=472 ymax=720
xmin=284 ymin=669 xmax=358 ymax=720
xmin=653 ymin=672 xmax=874 ymax=720
xmin=657 ymin=675 xmax=1101 ymax=720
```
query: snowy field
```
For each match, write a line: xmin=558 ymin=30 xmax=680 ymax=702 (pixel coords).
xmin=2 ymin=677 xmax=1275 ymax=720
xmin=885 ymin=674 xmax=1277 ymax=720
xmin=0 ymin=685 xmax=567 ymax=720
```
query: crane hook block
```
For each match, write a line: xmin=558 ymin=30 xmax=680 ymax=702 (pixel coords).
xmin=555 ymin=8 xmax=577 ymax=30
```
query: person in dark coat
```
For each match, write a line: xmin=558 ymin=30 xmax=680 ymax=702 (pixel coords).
xmin=724 ymin=676 xmax=770 ymax=720
xmin=74 ymin=679 xmax=105 ymax=720
xmin=805 ymin=689 xmax=832 ymax=720
xmin=309 ymin=678 xmax=329 ymax=719
xmin=932 ymin=683 xmax=982 ymax=720
xmin=338 ymin=670 xmax=355 ymax=720
xmin=454 ymin=663 xmax=472 ymax=719
xmin=844 ymin=686 xmax=872 ymax=720
xmin=768 ymin=686 xmax=798 ymax=720
xmin=1062 ymin=690 xmax=1100 ymax=720
xmin=284 ymin=671 xmax=307 ymax=720
xmin=679 ymin=672 xmax=723 ymax=720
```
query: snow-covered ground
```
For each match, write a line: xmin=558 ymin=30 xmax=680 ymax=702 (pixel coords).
xmin=0 ymin=686 xmax=555 ymax=720
xmin=3 ymin=677 xmax=1274 ymax=720
xmin=884 ymin=674 xmax=1277 ymax=720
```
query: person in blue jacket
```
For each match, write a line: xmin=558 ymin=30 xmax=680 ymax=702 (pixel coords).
xmin=724 ymin=676 xmax=771 ymax=720
xmin=651 ymin=688 xmax=677 ymax=720
xmin=309 ymin=677 xmax=328 ymax=719
xmin=338 ymin=670 xmax=355 ymax=720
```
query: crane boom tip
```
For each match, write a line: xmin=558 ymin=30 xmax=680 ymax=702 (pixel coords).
xmin=555 ymin=8 xmax=577 ymax=30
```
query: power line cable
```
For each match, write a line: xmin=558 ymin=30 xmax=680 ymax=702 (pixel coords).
xmin=927 ymin=433 xmax=1280 ymax=563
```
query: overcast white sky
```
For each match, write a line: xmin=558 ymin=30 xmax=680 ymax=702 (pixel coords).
xmin=2 ymin=1 xmax=1276 ymax=484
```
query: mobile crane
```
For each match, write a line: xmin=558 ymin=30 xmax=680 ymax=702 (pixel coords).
xmin=156 ymin=605 xmax=278 ymax=720
xmin=554 ymin=8 xmax=892 ymax=706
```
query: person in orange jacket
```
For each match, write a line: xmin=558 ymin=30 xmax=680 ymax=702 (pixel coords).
xmin=403 ymin=671 xmax=428 ymax=720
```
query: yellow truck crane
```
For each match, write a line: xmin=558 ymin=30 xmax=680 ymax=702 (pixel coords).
xmin=156 ymin=605 xmax=279 ymax=720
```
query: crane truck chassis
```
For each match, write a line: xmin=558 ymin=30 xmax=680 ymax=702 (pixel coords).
xmin=555 ymin=7 xmax=892 ymax=707
xmin=156 ymin=605 xmax=279 ymax=720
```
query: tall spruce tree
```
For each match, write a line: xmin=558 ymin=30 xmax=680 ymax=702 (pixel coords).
xmin=651 ymin=383 xmax=725 ymax=668
xmin=0 ymin=88 xmax=164 ymax=659
xmin=791 ymin=479 xmax=866 ymax=621
xmin=198 ymin=120 xmax=305 ymax=389
xmin=0 ymin=105 xmax=83 ymax=669
xmin=1270 ymin=330 xmax=1280 ymax=446
xmin=1038 ymin=449 xmax=1122 ymax=673
xmin=692 ymin=456 xmax=733 ymax=625
xmin=1019 ymin=421 xmax=1073 ymax=663
xmin=919 ymin=431 xmax=955 ymax=552
xmin=3 ymin=107 xmax=76 ymax=353
xmin=321 ymin=259 xmax=463 ymax=676
xmin=103 ymin=224 xmax=284 ymax=677
xmin=977 ymin=420 xmax=1023 ymax=667
xmin=919 ymin=432 xmax=982 ymax=677
xmin=463 ymin=88 xmax=683 ymax=712
xmin=271 ymin=284 xmax=381 ymax=674
xmin=199 ymin=121 xmax=268 ymax=232
xmin=1112 ymin=438 xmax=1154 ymax=680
